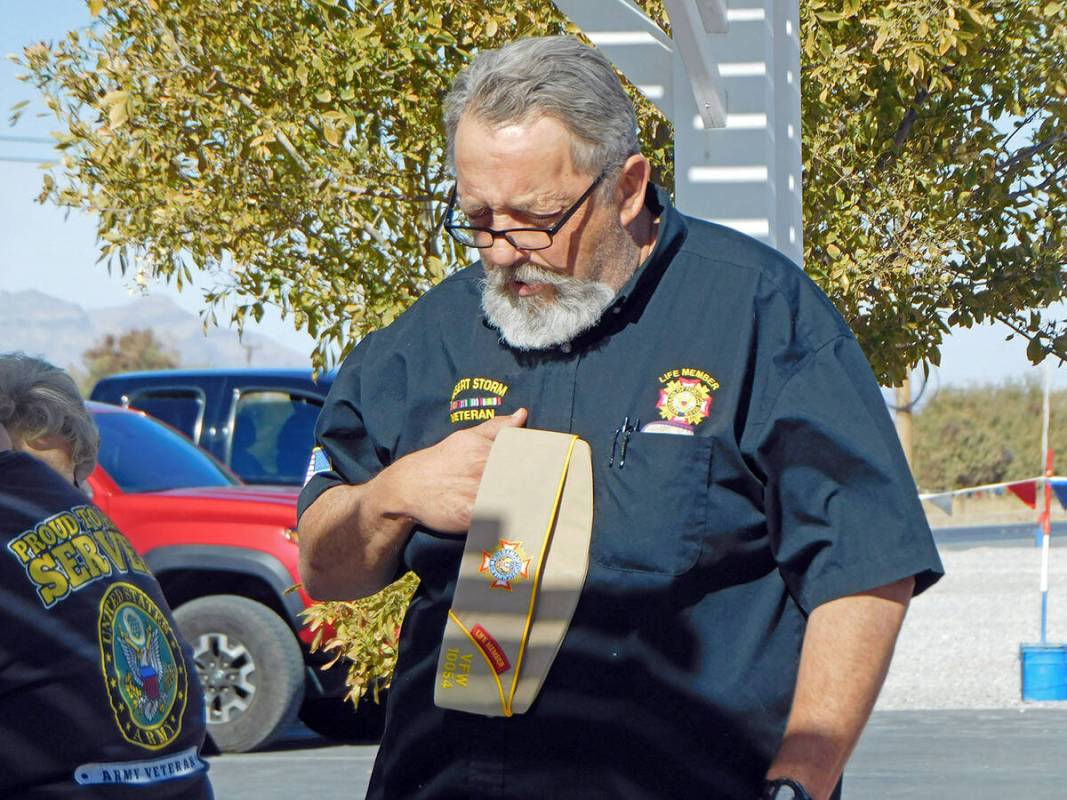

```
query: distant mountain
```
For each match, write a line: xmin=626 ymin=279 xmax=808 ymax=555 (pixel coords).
xmin=0 ymin=290 xmax=309 ymax=371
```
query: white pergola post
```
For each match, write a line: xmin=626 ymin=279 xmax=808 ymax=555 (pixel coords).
xmin=551 ymin=0 xmax=804 ymax=267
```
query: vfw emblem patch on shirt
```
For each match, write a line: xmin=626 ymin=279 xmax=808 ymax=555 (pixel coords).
xmin=98 ymin=582 xmax=188 ymax=750
xmin=480 ymin=539 xmax=531 ymax=591
xmin=644 ymin=367 xmax=720 ymax=435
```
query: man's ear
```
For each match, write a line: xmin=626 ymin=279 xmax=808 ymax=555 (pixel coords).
xmin=615 ymin=154 xmax=652 ymax=228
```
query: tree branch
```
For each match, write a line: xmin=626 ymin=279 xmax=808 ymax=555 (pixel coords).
xmin=1008 ymin=164 xmax=1067 ymax=201
xmin=996 ymin=131 xmax=1067 ymax=176
xmin=875 ymin=84 xmax=932 ymax=172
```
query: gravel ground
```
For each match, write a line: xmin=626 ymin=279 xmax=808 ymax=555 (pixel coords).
xmin=878 ymin=538 xmax=1067 ymax=710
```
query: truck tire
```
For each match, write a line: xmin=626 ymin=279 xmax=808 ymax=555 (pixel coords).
xmin=174 ymin=595 xmax=305 ymax=753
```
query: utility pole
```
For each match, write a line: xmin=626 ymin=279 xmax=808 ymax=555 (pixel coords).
xmin=896 ymin=375 xmax=913 ymax=468
xmin=241 ymin=341 xmax=260 ymax=367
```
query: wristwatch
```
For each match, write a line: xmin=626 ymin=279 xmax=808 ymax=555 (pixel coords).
xmin=761 ymin=777 xmax=814 ymax=800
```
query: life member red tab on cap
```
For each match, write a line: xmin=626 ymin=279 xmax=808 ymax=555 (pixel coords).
xmin=471 ymin=624 xmax=511 ymax=674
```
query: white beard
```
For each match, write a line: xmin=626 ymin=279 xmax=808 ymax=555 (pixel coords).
xmin=480 ymin=263 xmax=617 ymax=351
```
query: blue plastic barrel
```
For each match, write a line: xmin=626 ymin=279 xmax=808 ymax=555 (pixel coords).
xmin=1020 ymin=643 xmax=1067 ymax=701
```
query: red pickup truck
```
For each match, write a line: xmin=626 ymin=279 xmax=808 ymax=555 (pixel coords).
xmin=84 ymin=402 xmax=376 ymax=753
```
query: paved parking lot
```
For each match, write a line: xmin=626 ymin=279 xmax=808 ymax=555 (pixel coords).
xmin=847 ymin=709 xmax=1067 ymax=798
xmin=207 ymin=708 xmax=1067 ymax=799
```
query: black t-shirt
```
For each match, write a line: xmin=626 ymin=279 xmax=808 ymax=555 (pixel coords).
xmin=0 ymin=452 xmax=213 ymax=799
xmin=301 ymin=185 xmax=944 ymax=799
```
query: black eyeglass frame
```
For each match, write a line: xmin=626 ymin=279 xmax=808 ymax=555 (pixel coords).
xmin=443 ymin=171 xmax=607 ymax=251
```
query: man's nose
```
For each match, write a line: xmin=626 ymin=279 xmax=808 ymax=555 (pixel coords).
xmin=481 ymin=234 xmax=527 ymax=269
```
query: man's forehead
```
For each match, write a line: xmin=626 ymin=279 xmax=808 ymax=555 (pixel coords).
xmin=453 ymin=114 xmax=588 ymax=207
xmin=455 ymin=180 xmax=571 ymax=209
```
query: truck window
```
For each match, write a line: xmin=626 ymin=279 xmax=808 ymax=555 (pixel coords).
xmin=230 ymin=391 xmax=323 ymax=485
xmin=128 ymin=388 xmax=206 ymax=442
xmin=95 ymin=411 xmax=236 ymax=492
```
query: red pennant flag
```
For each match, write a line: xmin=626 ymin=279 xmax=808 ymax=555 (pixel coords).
xmin=1007 ymin=480 xmax=1037 ymax=509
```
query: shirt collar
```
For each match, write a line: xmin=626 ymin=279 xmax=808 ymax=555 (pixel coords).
xmin=604 ymin=182 xmax=688 ymax=316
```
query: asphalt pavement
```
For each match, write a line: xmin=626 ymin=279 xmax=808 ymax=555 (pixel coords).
xmin=933 ymin=520 xmax=1066 ymax=550
xmin=206 ymin=708 xmax=1067 ymax=799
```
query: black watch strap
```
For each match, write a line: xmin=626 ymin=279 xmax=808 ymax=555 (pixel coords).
xmin=761 ymin=777 xmax=814 ymax=800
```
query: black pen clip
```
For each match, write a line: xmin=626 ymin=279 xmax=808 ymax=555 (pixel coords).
xmin=609 ymin=416 xmax=641 ymax=469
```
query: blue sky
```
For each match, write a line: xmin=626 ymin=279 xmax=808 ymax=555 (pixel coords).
xmin=1 ymin=0 xmax=1064 ymax=388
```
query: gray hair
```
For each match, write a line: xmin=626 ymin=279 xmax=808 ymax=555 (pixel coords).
xmin=0 ymin=353 xmax=99 ymax=482
xmin=444 ymin=36 xmax=640 ymax=177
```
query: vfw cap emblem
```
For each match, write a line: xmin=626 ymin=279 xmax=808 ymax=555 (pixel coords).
xmin=480 ymin=539 xmax=532 ymax=591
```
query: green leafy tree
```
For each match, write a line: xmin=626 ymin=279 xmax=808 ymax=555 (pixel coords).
xmin=801 ymin=0 xmax=1067 ymax=382
xmin=913 ymin=378 xmax=1067 ymax=491
xmin=82 ymin=327 xmax=179 ymax=390
xmin=14 ymin=0 xmax=671 ymax=375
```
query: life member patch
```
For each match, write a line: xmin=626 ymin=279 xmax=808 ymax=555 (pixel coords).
xmin=644 ymin=367 xmax=720 ymax=435
xmin=449 ymin=376 xmax=510 ymax=424
xmin=98 ymin=582 xmax=189 ymax=750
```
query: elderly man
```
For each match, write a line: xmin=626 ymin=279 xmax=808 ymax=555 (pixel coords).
xmin=0 ymin=353 xmax=213 ymax=799
xmin=299 ymin=36 xmax=942 ymax=800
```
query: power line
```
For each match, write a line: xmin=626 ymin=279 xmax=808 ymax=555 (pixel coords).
xmin=0 ymin=135 xmax=53 ymax=145
xmin=0 ymin=155 xmax=52 ymax=164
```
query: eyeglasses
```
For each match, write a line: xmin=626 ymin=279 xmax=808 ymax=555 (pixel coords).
xmin=443 ymin=172 xmax=606 ymax=251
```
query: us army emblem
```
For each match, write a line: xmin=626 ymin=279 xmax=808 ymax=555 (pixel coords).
xmin=98 ymin=582 xmax=188 ymax=750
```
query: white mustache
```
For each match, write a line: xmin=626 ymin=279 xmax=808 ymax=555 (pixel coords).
xmin=487 ymin=263 xmax=576 ymax=290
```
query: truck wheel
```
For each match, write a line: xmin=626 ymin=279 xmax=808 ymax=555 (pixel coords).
xmin=298 ymin=695 xmax=386 ymax=742
xmin=174 ymin=595 xmax=305 ymax=753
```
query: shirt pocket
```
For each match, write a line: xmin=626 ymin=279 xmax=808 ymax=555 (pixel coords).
xmin=590 ymin=432 xmax=712 ymax=575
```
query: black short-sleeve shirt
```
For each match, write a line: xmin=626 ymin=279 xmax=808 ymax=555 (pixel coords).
xmin=0 ymin=453 xmax=213 ymax=799
xmin=300 ymin=186 xmax=943 ymax=799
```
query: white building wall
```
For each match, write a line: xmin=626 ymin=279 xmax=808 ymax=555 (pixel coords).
xmin=551 ymin=0 xmax=804 ymax=267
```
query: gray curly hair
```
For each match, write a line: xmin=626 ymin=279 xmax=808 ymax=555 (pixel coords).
xmin=443 ymin=36 xmax=640 ymax=178
xmin=0 ymin=353 xmax=99 ymax=483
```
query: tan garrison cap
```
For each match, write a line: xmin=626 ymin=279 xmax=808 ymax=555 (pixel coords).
xmin=434 ymin=427 xmax=593 ymax=717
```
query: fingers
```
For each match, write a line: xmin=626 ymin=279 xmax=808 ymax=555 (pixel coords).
xmin=472 ymin=408 xmax=528 ymax=439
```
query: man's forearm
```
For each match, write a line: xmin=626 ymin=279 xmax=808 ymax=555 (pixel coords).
xmin=767 ymin=576 xmax=914 ymax=799
xmin=297 ymin=467 xmax=414 ymax=601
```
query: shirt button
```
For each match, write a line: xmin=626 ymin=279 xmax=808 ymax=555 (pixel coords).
xmin=560 ymin=343 xmax=572 ymax=354
xmin=612 ymin=305 xmax=622 ymax=314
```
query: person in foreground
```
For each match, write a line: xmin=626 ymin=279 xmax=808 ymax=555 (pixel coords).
xmin=298 ymin=36 xmax=943 ymax=800
xmin=0 ymin=353 xmax=213 ymax=799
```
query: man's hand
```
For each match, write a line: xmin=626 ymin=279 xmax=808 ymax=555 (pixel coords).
xmin=386 ymin=408 xmax=528 ymax=532
xmin=298 ymin=408 xmax=528 ymax=600
xmin=0 ymin=423 xmax=10 ymax=453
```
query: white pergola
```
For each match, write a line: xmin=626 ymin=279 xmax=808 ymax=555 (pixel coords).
xmin=551 ymin=0 xmax=804 ymax=267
